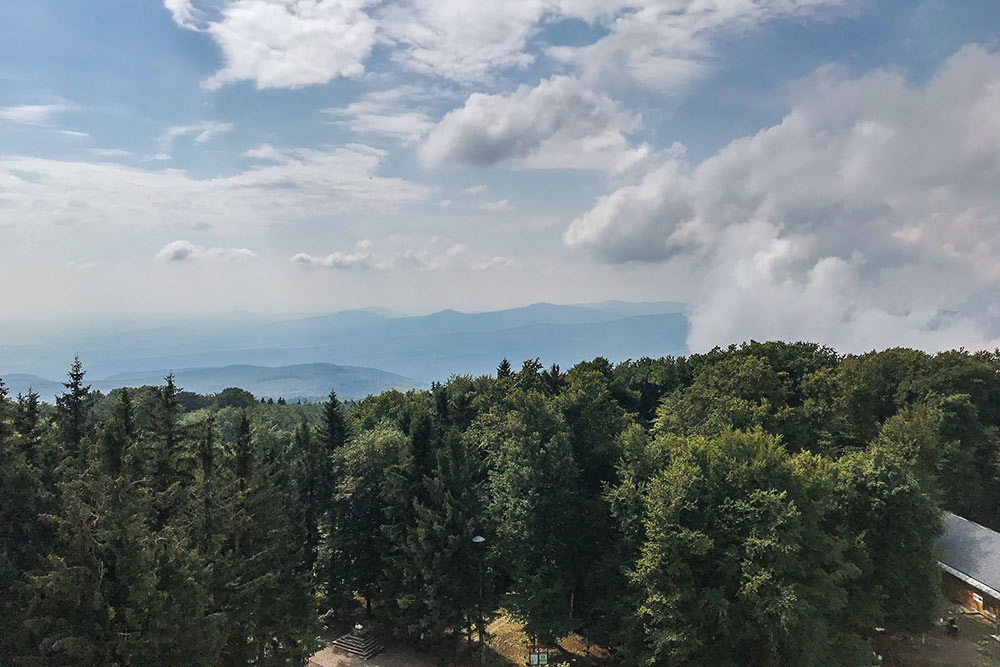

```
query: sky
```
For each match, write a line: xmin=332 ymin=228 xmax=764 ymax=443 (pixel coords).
xmin=1 ymin=0 xmax=999 ymax=353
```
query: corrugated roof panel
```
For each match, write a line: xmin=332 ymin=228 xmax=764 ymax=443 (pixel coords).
xmin=938 ymin=512 xmax=1000 ymax=596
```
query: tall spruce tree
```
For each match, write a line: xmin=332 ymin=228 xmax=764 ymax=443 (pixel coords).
xmin=485 ymin=390 xmax=581 ymax=643
xmin=27 ymin=393 xmax=220 ymax=665
xmin=410 ymin=428 xmax=491 ymax=643
xmin=295 ymin=422 xmax=323 ymax=579
xmin=223 ymin=430 xmax=322 ymax=664
xmin=56 ymin=356 xmax=92 ymax=461
xmin=149 ymin=373 xmax=189 ymax=529
xmin=14 ymin=389 xmax=41 ymax=438
xmin=1 ymin=379 xmax=49 ymax=662
xmin=379 ymin=408 xmax=440 ymax=638
xmin=234 ymin=409 xmax=253 ymax=491
xmin=320 ymin=389 xmax=348 ymax=605
xmin=333 ymin=425 xmax=405 ymax=615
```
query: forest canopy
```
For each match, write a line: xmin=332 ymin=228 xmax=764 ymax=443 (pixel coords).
xmin=3 ymin=341 xmax=997 ymax=665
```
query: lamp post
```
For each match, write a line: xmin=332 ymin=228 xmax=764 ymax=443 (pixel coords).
xmin=472 ymin=535 xmax=486 ymax=666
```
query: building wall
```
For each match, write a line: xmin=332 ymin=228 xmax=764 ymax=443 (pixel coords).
xmin=942 ymin=570 xmax=1000 ymax=618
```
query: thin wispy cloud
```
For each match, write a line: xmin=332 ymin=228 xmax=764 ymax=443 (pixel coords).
xmin=159 ymin=121 xmax=234 ymax=147
xmin=0 ymin=104 xmax=69 ymax=125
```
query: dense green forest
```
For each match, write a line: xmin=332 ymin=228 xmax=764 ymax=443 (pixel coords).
xmin=3 ymin=342 xmax=998 ymax=665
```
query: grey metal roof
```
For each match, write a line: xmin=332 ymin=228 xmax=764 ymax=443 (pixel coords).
xmin=938 ymin=512 xmax=1000 ymax=598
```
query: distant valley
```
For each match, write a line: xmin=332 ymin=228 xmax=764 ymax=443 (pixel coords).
xmin=1 ymin=301 xmax=688 ymax=400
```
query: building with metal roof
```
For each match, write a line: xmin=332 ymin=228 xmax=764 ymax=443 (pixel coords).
xmin=938 ymin=512 xmax=1000 ymax=618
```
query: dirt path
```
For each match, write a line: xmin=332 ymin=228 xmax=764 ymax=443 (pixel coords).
xmin=875 ymin=611 xmax=1000 ymax=666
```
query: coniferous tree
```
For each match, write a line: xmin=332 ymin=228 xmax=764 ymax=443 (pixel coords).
xmin=14 ymin=389 xmax=41 ymax=437
xmin=1 ymin=379 xmax=49 ymax=662
xmin=334 ymin=425 xmax=404 ymax=616
xmin=319 ymin=389 xmax=349 ymax=606
xmin=196 ymin=416 xmax=219 ymax=553
xmin=56 ymin=356 xmax=92 ymax=461
xmin=234 ymin=409 xmax=253 ymax=491
xmin=411 ymin=428 xmax=491 ymax=643
xmin=496 ymin=358 xmax=512 ymax=378
xmin=223 ymin=431 xmax=322 ymax=664
xmin=149 ymin=373 xmax=189 ymax=529
xmin=379 ymin=409 xmax=440 ymax=638
xmin=27 ymin=393 xmax=220 ymax=665
xmin=295 ymin=422 xmax=322 ymax=578
xmin=485 ymin=390 xmax=580 ymax=643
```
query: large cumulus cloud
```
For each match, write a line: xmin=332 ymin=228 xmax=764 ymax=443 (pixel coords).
xmin=420 ymin=76 xmax=649 ymax=172
xmin=566 ymin=45 xmax=1000 ymax=352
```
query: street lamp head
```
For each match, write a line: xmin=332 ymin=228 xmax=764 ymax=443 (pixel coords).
xmin=472 ymin=535 xmax=486 ymax=544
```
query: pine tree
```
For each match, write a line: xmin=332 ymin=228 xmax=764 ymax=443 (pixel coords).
xmin=14 ymin=389 xmax=41 ymax=437
xmin=486 ymin=389 xmax=581 ymax=644
xmin=222 ymin=431 xmax=322 ymax=664
xmin=149 ymin=373 xmax=189 ymax=529
xmin=114 ymin=388 xmax=135 ymax=439
xmin=55 ymin=356 xmax=92 ymax=461
xmin=319 ymin=389 xmax=349 ymax=607
xmin=0 ymin=380 xmax=50 ymax=662
xmin=410 ymin=428 xmax=490 ymax=643
xmin=295 ymin=422 xmax=322 ymax=578
xmin=379 ymin=412 xmax=438 ymax=638
xmin=26 ymin=399 xmax=220 ymax=665
xmin=496 ymin=358 xmax=512 ymax=378
xmin=322 ymin=389 xmax=347 ymax=453
xmin=234 ymin=410 xmax=253 ymax=491
xmin=196 ymin=416 xmax=218 ymax=552
xmin=333 ymin=425 xmax=405 ymax=616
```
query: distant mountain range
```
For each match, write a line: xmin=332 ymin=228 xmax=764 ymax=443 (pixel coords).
xmin=0 ymin=300 xmax=688 ymax=400
xmin=3 ymin=363 xmax=423 ymax=403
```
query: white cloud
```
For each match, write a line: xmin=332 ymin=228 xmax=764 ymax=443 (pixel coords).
xmin=0 ymin=104 xmax=68 ymax=125
xmin=565 ymin=45 xmax=1000 ymax=352
xmin=479 ymin=199 xmax=511 ymax=212
xmin=324 ymin=86 xmax=435 ymax=142
xmin=167 ymin=0 xmax=378 ymax=89
xmin=0 ymin=144 xmax=430 ymax=235
xmin=244 ymin=144 xmax=285 ymax=160
xmin=550 ymin=0 xmax=848 ymax=90
xmin=144 ymin=153 xmax=173 ymax=161
xmin=380 ymin=0 xmax=548 ymax=82
xmin=164 ymin=0 xmax=199 ymax=28
xmin=57 ymin=129 xmax=90 ymax=138
xmin=463 ymin=184 xmax=488 ymax=195
xmin=291 ymin=238 xmax=514 ymax=272
xmin=160 ymin=120 xmax=234 ymax=146
xmin=420 ymin=76 xmax=649 ymax=172
xmin=155 ymin=240 xmax=258 ymax=262
xmin=164 ymin=0 xmax=843 ymax=92
xmin=89 ymin=148 xmax=132 ymax=159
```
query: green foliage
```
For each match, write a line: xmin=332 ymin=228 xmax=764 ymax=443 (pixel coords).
xmin=629 ymin=430 xmax=868 ymax=666
xmin=484 ymin=389 xmax=581 ymax=643
xmin=834 ymin=445 xmax=943 ymax=631
xmin=4 ymin=342 xmax=998 ymax=664
xmin=55 ymin=355 xmax=93 ymax=460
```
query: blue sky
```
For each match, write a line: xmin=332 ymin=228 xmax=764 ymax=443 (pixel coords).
xmin=1 ymin=0 xmax=999 ymax=352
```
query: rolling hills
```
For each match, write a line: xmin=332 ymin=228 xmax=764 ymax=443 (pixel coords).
xmin=0 ymin=300 xmax=689 ymax=400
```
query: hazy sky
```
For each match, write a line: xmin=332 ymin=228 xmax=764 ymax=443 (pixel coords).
xmin=1 ymin=0 xmax=999 ymax=352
